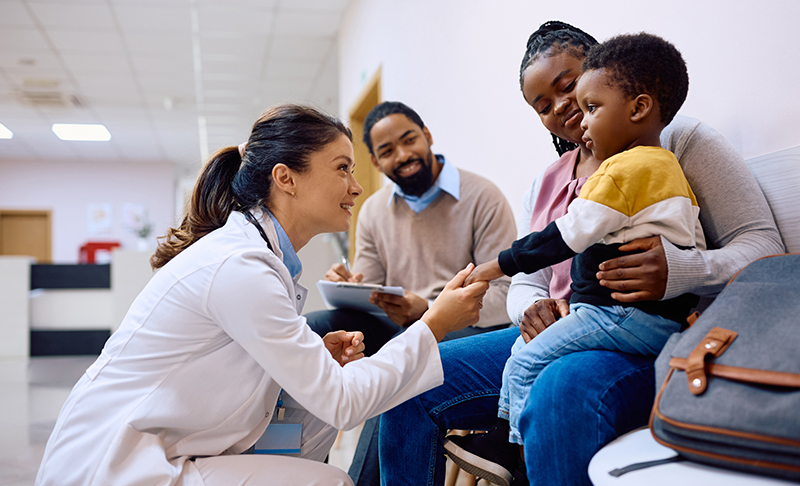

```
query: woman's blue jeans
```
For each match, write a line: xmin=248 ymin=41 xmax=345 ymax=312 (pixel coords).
xmin=379 ymin=327 xmax=656 ymax=486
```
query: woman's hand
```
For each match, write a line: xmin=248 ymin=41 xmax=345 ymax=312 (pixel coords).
xmin=421 ymin=263 xmax=489 ymax=342
xmin=519 ymin=298 xmax=570 ymax=343
xmin=323 ymin=331 xmax=365 ymax=366
xmin=597 ymin=236 xmax=667 ymax=302
xmin=464 ymin=259 xmax=505 ymax=286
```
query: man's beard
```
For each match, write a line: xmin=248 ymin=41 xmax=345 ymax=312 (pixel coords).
xmin=391 ymin=150 xmax=435 ymax=197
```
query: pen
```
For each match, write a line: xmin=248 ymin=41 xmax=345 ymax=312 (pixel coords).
xmin=341 ymin=255 xmax=351 ymax=274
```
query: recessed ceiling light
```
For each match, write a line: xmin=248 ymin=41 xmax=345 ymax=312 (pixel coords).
xmin=52 ymin=123 xmax=111 ymax=141
xmin=0 ymin=123 xmax=12 ymax=139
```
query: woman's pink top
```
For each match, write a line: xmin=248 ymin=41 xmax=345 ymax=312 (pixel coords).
xmin=529 ymin=148 xmax=587 ymax=301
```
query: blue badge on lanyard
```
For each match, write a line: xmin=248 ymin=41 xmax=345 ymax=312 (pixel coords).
xmin=254 ymin=389 xmax=303 ymax=456
xmin=254 ymin=424 xmax=302 ymax=456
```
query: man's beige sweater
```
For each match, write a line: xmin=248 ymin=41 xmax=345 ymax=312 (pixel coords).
xmin=354 ymin=167 xmax=517 ymax=328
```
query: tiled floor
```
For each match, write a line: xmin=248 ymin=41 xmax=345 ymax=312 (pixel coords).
xmin=0 ymin=356 xmax=473 ymax=486
xmin=0 ymin=356 xmax=95 ymax=486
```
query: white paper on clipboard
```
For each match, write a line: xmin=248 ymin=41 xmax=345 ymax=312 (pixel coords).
xmin=316 ymin=281 xmax=405 ymax=315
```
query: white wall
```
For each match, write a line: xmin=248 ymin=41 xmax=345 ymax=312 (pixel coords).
xmin=339 ymin=0 xmax=800 ymax=221
xmin=0 ymin=160 xmax=176 ymax=263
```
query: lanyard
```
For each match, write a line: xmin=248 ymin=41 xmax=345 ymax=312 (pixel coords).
xmin=276 ymin=389 xmax=285 ymax=421
xmin=245 ymin=210 xmax=287 ymax=422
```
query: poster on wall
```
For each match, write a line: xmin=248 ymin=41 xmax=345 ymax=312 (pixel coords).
xmin=87 ymin=203 xmax=112 ymax=236
xmin=123 ymin=203 xmax=152 ymax=240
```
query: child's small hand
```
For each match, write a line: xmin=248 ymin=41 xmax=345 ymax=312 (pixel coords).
xmin=464 ymin=259 xmax=505 ymax=286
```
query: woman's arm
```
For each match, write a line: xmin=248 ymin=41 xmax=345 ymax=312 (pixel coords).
xmin=661 ymin=117 xmax=784 ymax=297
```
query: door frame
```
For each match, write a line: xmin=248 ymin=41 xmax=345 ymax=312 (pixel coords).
xmin=346 ymin=67 xmax=384 ymax=263
xmin=0 ymin=209 xmax=53 ymax=263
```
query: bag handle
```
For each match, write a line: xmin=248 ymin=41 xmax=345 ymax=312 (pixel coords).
xmin=684 ymin=327 xmax=737 ymax=395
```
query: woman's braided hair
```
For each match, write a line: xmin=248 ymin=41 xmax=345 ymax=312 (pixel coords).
xmin=519 ymin=21 xmax=598 ymax=156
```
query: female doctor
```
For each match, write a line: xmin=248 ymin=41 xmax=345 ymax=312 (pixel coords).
xmin=35 ymin=104 xmax=488 ymax=486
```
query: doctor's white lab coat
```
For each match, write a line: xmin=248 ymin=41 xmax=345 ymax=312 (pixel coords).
xmin=35 ymin=210 xmax=444 ymax=486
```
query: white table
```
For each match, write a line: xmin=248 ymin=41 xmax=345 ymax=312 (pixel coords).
xmin=588 ymin=428 xmax=796 ymax=485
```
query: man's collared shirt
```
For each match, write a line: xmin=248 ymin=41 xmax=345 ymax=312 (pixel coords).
xmin=389 ymin=155 xmax=460 ymax=213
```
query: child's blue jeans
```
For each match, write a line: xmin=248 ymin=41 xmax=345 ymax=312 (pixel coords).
xmin=498 ymin=302 xmax=681 ymax=444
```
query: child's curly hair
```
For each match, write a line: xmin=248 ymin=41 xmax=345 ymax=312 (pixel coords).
xmin=583 ymin=33 xmax=689 ymax=125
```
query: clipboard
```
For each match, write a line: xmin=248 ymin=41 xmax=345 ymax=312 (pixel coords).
xmin=316 ymin=281 xmax=405 ymax=315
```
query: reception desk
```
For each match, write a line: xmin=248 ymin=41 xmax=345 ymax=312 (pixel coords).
xmin=0 ymin=251 xmax=153 ymax=358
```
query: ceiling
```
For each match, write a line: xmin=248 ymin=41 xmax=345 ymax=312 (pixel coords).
xmin=0 ymin=0 xmax=350 ymax=175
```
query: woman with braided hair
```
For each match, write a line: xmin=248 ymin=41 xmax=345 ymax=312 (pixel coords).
xmin=378 ymin=21 xmax=782 ymax=485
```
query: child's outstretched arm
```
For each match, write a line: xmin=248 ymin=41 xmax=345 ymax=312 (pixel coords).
xmin=464 ymin=258 xmax=504 ymax=286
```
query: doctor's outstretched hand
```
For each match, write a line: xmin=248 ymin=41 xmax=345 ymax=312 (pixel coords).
xmin=421 ymin=263 xmax=489 ymax=342
xmin=323 ymin=331 xmax=365 ymax=366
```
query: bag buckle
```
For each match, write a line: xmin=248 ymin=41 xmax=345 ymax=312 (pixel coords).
xmin=684 ymin=327 xmax=737 ymax=395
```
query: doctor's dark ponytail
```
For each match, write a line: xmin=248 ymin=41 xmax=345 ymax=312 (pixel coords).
xmin=151 ymin=104 xmax=351 ymax=269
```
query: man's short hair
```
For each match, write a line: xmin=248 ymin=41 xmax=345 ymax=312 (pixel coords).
xmin=582 ymin=33 xmax=688 ymax=125
xmin=363 ymin=101 xmax=426 ymax=154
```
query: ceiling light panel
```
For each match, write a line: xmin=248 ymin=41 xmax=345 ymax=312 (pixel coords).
xmin=52 ymin=123 xmax=111 ymax=141
xmin=0 ymin=123 xmax=13 ymax=139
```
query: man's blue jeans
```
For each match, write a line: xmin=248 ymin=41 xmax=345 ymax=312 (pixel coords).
xmin=379 ymin=327 xmax=656 ymax=485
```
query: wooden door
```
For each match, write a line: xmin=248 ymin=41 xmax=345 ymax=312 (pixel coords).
xmin=0 ymin=210 xmax=52 ymax=263
xmin=347 ymin=67 xmax=384 ymax=263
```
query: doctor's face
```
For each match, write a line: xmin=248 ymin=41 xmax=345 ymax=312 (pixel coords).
xmin=293 ymin=134 xmax=362 ymax=235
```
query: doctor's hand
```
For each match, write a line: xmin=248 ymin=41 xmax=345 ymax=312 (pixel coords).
xmin=422 ymin=263 xmax=489 ymax=342
xmin=369 ymin=291 xmax=429 ymax=327
xmin=323 ymin=331 xmax=365 ymax=366
xmin=325 ymin=263 xmax=364 ymax=283
xmin=519 ymin=298 xmax=570 ymax=343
